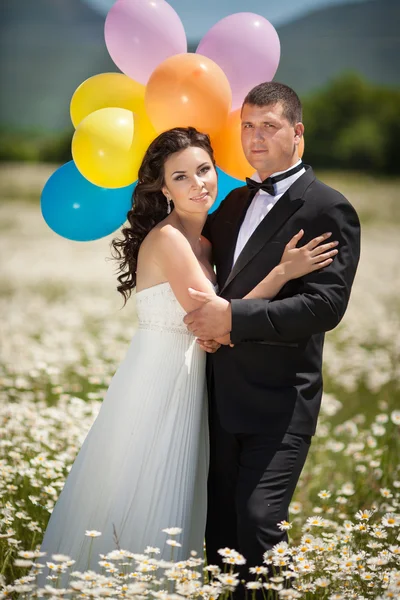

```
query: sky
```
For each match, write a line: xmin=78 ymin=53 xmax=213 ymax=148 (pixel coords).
xmin=83 ymin=0 xmax=368 ymax=39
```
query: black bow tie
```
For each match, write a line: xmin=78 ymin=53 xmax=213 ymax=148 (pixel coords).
xmin=246 ymin=162 xmax=304 ymax=199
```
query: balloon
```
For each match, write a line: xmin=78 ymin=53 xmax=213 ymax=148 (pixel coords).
xmin=209 ymin=167 xmax=244 ymax=214
xmin=41 ymin=161 xmax=135 ymax=241
xmin=211 ymin=109 xmax=254 ymax=181
xmin=145 ymin=53 xmax=232 ymax=137
xmin=70 ymin=73 xmax=147 ymax=128
xmin=197 ymin=13 xmax=280 ymax=111
xmin=105 ymin=0 xmax=187 ymax=84
xmin=72 ymin=107 xmax=156 ymax=188
xmin=299 ymin=136 xmax=305 ymax=159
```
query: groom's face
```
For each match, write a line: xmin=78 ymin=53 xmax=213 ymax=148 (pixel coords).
xmin=241 ymin=102 xmax=304 ymax=179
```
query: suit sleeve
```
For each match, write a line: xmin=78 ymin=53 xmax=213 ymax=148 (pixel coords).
xmin=230 ymin=199 xmax=361 ymax=344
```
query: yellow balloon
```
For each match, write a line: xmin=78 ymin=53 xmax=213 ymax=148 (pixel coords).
xmin=70 ymin=73 xmax=148 ymax=128
xmin=72 ymin=107 xmax=156 ymax=188
xmin=130 ymin=110 xmax=158 ymax=178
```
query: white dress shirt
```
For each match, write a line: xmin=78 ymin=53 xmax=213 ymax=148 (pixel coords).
xmin=233 ymin=160 xmax=305 ymax=265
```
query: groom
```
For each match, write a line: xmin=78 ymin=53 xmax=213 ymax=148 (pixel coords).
xmin=184 ymin=82 xmax=361 ymax=572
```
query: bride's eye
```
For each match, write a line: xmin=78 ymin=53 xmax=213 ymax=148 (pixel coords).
xmin=199 ymin=166 xmax=211 ymax=174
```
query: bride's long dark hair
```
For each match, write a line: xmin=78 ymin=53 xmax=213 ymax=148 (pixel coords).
xmin=111 ymin=127 xmax=216 ymax=305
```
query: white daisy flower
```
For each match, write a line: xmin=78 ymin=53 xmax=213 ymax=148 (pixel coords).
xmin=375 ymin=413 xmax=389 ymax=424
xmin=166 ymin=539 xmax=181 ymax=547
xmin=217 ymin=547 xmax=235 ymax=557
xmin=85 ymin=530 xmax=102 ymax=537
xmin=246 ymin=581 xmax=262 ymax=589
xmin=390 ymin=410 xmax=400 ymax=425
xmin=289 ymin=502 xmax=302 ymax=514
xmin=13 ymin=559 xmax=33 ymax=567
xmin=380 ymin=487 xmax=393 ymax=498
xmin=217 ymin=573 xmax=239 ymax=587
xmin=315 ymin=577 xmax=330 ymax=587
xmin=145 ymin=546 xmax=160 ymax=554
xmin=162 ymin=527 xmax=182 ymax=536
xmin=340 ymin=483 xmax=355 ymax=496
xmin=355 ymin=509 xmax=374 ymax=521
xmin=318 ymin=490 xmax=332 ymax=500
xmin=249 ymin=566 xmax=268 ymax=575
xmin=371 ymin=423 xmax=386 ymax=436
xmin=222 ymin=552 xmax=246 ymax=565
xmin=272 ymin=541 xmax=289 ymax=556
xmin=382 ymin=513 xmax=400 ymax=527
xmin=277 ymin=520 xmax=292 ymax=531
xmin=306 ymin=516 xmax=326 ymax=527
xmin=51 ymin=554 xmax=72 ymax=562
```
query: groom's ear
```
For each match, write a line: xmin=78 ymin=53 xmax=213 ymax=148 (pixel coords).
xmin=294 ymin=122 xmax=304 ymax=142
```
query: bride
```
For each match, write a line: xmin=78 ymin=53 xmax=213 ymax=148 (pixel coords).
xmin=35 ymin=127 xmax=337 ymax=584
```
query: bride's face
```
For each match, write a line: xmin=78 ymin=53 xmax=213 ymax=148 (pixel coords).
xmin=162 ymin=146 xmax=217 ymax=214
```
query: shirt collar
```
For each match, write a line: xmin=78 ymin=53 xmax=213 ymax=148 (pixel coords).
xmin=251 ymin=160 xmax=304 ymax=198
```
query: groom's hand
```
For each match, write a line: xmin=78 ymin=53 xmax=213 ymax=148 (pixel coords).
xmin=184 ymin=288 xmax=232 ymax=339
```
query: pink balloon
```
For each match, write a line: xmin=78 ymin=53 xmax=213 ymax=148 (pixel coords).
xmin=197 ymin=13 xmax=280 ymax=111
xmin=105 ymin=0 xmax=187 ymax=84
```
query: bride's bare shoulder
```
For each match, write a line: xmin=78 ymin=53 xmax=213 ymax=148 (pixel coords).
xmin=139 ymin=222 xmax=189 ymax=260
xmin=145 ymin=222 xmax=186 ymax=244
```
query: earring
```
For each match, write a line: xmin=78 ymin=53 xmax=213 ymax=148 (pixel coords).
xmin=166 ymin=197 xmax=172 ymax=214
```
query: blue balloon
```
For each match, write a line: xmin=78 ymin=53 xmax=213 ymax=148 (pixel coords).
xmin=41 ymin=161 xmax=135 ymax=241
xmin=209 ymin=167 xmax=245 ymax=214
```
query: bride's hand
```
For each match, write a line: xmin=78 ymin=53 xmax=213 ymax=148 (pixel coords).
xmin=196 ymin=339 xmax=222 ymax=353
xmin=196 ymin=334 xmax=234 ymax=352
xmin=279 ymin=230 xmax=339 ymax=280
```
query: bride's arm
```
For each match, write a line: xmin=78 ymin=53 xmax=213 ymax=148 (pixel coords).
xmin=153 ymin=224 xmax=217 ymax=313
xmin=213 ymin=230 xmax=338 ymax=346
xmin=243 ymin=230 xmax=338 ymax=300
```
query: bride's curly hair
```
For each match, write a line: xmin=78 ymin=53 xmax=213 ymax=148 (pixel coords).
xmin=111 ymin=127 xmax=216 ymax=305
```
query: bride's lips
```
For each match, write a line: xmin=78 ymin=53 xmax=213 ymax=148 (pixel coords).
xmin=190 ymin=191 xmax=209 ymax=202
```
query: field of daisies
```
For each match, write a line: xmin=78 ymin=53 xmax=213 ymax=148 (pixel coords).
xmin=0 ymin=164 xmax=399 ymax=599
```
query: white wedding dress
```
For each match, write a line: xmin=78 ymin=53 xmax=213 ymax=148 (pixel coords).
xmin=36 ymin=282 xmax=209 ymax=584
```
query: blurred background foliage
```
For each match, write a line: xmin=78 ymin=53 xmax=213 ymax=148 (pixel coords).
xmin=302 ymin=73 xmax=400 ymax=175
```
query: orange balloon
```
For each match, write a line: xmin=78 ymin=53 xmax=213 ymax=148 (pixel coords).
xmin=299 ymin=135 xmax=305 ymax=159
xmin=211 ymin=108 xmax=253 ymax=180
xmin=145 ymin=53 xmax=232 ymax=137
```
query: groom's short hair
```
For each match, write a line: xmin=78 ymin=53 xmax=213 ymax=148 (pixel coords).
xmin=242 ymin=82 xmax=302 ymax=126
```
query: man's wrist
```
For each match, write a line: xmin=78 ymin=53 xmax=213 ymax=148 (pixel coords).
xmin=225 ymin=300 xmax=232 ymax=333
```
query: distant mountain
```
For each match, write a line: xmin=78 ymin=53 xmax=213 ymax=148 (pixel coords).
xmin=274 ymin=0 xmax=399 ymax=94
xmin=0 ymin=0 xmax=116 ymax=132
xmin=0 ymin=0 xmax=398 ymax=133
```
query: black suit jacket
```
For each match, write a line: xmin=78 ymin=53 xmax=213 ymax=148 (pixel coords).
xmin=203 ymin=165 xmax=361 ymax=436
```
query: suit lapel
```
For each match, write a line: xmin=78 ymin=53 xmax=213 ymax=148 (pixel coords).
xmin=220 ymin=166 xmax=315 ymax=294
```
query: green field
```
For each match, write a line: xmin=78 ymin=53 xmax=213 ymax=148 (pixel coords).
xmin=0 ymin=164 xmax=399 ymax=598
